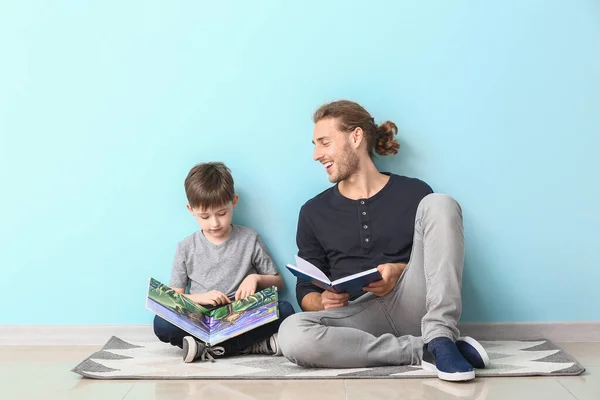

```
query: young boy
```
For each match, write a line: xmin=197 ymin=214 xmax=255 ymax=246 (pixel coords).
xmin=153 ymin=162 xmax=295 ymax=363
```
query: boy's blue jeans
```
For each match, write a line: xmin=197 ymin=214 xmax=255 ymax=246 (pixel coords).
xmin=153 ymin=300 xmax=295 ymax=355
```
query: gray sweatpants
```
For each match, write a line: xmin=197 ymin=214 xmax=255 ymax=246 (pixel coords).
xmin=278 ymin=193 xmax=465 ymax=368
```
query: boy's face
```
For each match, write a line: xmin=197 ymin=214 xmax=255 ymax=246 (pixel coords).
xmin=187 ymin=195 xmax=238 ymax=241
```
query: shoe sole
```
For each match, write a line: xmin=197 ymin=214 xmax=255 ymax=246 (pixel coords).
xmin=459 ymin=336 xmax=491 ymax=368
xmin=182 ymin=336 xmax=197 ymax=363
xmin=422 ymin=360 xmax=475 ymax=382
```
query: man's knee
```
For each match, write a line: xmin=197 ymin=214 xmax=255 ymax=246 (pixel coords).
xmin=418 ymin=193 xmax=462 ymax=218
xmin=421 ymin=193 xmax=459 ymax=208
xmin=278 ymin=313 xmax=318 ymax=365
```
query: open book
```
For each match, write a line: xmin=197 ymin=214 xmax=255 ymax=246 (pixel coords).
xmin=145 ymin=277 xmax=279 ymax=346
xmin=286 ymin=256 xmax=382 ymax=296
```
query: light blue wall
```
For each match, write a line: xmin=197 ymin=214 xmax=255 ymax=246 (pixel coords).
xmin=1 ymin=1 xmax=599 ymax=324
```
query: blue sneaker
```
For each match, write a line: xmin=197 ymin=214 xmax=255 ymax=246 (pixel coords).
xmin=456 ymin=336 xmax=490 ymax=369
xmin=422 ymin=337 xmax=475 ymax=381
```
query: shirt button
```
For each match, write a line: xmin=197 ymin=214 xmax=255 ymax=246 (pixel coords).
xmin=365 ymin=238 xmax=370 ymax=242
xmin=360 ymin=200 xmax=365 ymax=204
xmin=362 ymin=212 xmax=366 ymax=215
xmin=363 ymin=225 xmax=368 ymax=229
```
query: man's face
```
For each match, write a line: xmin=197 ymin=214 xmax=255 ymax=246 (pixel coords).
xmin=312 ymin=118 xmax=360 ymax=183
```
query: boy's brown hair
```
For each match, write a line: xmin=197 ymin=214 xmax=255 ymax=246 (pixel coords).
xmin=184 ymin=162 xmax=235 ymax=210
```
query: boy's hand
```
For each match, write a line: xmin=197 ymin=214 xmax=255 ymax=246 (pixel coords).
xmin=196 ymin=290 xmax=231 ymax=306
xmin=235 ymin=274 xmax=259 ymax=301
xmin=363 ymin=263 xmax=406 ymax=297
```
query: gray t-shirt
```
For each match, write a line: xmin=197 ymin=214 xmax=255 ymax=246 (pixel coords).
xmin=169 ymin=225 xmax=278 ymax=297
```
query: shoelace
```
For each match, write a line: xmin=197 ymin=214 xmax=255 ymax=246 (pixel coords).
xmin=198 ymin=345 xmax=225 ymax=362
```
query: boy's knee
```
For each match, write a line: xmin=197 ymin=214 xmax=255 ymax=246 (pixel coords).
xmin=278 ymin=301 xmax=296 ymax=321
xmin=153 ymin=316 xmax=171 ymax=340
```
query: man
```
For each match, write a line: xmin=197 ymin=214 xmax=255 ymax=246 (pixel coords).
xmin=278 ymin=100 xmax=489 ymax=381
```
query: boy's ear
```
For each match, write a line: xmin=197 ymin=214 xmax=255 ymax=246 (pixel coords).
xmin=232 ymin=194 xmax=239 ymax=208
xmin=186 ymin=204 xmax=194 ymax=214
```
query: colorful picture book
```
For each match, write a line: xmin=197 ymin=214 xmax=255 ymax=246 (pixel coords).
xmin=146 ymin=277 xmax=279 ymax=346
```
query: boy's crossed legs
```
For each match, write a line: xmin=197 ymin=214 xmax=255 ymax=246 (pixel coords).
xmin=154 ymin=300 xmax=295 ymax=362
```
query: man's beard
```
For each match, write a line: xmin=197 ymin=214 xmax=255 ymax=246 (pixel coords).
xmin=330 ymin=143 xmax=360 ymax=183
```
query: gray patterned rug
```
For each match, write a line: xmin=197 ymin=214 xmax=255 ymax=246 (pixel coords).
xmin=72 ymin=336 xmax=585 ymax=380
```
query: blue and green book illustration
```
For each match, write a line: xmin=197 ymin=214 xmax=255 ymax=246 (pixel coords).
xmin=146 ymin=277 xmax=279 ymax=346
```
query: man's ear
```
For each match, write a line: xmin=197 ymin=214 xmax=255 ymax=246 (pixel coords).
xmin=232 ymin=194 xmax=239 ymax=208
xmin=350 ymin=127 xmax=365 ymax=149
xmin=186 ymin=204 xmax=194 ymax=214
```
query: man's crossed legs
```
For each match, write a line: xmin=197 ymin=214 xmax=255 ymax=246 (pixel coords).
xmin=278 ymin=194 xmax=489 ymax=381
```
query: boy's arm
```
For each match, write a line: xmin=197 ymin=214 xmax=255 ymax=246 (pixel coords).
xmin=251 ymin=234 xmax=284 ymax=290
xmin=169 ymin=283 xmax=230 ymax=306
xmin=184 ymin=291 xmax=230 ymax=306
xmin=169 ymin=242 xmax=189 ymax=292
xmin=232 ymin=236 xmax=284 ymax=300
xmin=235 ymin=273 xmax=283 ymax=301
xmin=255 ymin=273 xmax=284 ymax=290
xmin=170 ymin=285 xmax=231 ymax=306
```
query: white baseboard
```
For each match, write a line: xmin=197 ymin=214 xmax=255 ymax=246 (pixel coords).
xmin=1 ymin=322 xmax=599 ymax=346
xmin=0 ymin=325 xmax=156 ymax=346
xmin=458 ymin=321 xmax=600 ymax=343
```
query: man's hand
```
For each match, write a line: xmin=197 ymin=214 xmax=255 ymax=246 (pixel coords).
xmin=235 ymin=274 xmax=259 ymax=300
xmin=321 ymin=290 xmax=350 ymax=310
xmin=363 ymin=263 xmax=406 ymax=297
xmin=192 ymin=290 xmax=231 ymax=306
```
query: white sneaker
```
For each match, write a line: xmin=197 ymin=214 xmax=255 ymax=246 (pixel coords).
xmin=182 ymin=336 xmax=225 ymax=363
xmin=240 ymin=333 xmax=282 ymax=356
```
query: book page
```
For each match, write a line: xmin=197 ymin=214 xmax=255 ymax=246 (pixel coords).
xmin=331 ymin=268 xmax=380 ymax=285
xmin=293 ymin=256 xmax=330 ymax=283
xmin=146 ymin=277 xmax=210 ymax=343
xmin=208 ymin=287 xmax=279 ymax=345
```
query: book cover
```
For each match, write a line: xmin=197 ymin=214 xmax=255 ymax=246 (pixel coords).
xmin=145 ymin=277 xmax=279 ymax=346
